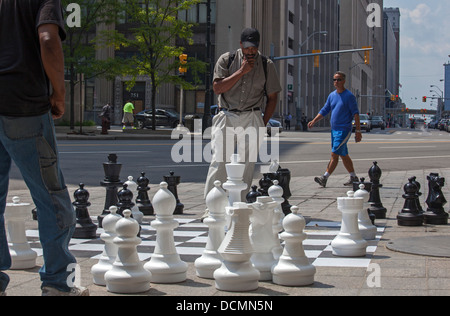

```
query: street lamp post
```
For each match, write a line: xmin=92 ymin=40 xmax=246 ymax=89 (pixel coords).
xmin=430 ymin=85 xmax=444 ymax=119
xmin=296 ymin=31 xmax=328 ymax=130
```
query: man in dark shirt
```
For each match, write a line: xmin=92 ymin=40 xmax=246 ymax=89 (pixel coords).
xmin=0 ymin=0 xmax=88 ymax=296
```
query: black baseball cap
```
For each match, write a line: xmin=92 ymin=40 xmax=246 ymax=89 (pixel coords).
xmin=241 ymin=28 xmax=260 ymax=48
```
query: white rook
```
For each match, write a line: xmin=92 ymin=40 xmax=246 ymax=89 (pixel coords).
xmin=331 ymin=191 xmax=368 ymax=257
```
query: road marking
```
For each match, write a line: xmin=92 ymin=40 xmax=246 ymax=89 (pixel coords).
xmin=378 ymin=146 xmax=437 ymax=149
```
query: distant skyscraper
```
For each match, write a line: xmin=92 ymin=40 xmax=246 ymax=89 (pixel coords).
xmin=444 ymin=63 xmax=450 ymax=112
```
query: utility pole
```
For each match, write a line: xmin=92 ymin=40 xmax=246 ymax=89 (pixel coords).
xmin=203 ymin=0 xmax=213 ymax=132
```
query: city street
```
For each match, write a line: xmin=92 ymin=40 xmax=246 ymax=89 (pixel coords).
xmin=8 ymin=128 xmax=450 ymax=189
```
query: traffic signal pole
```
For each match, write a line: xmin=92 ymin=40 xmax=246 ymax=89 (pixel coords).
xmin=270 ymin=47 xmax=374 ymax=130
xmin=271 ymin=47 xmax=373 ymax=61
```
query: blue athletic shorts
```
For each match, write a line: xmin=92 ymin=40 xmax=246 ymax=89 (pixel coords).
xmin=331 ymin=130 xmax=352 ymax=157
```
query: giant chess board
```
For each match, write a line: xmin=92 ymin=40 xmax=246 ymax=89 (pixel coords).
xmin=26 ymin=218 xmax=385 ymax=268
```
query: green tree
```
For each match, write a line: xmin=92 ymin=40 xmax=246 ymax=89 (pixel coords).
xmin=102 ymin=0 xmax=204 ymax=130
xmin=61 ymin=0 xmax=123 ymax=130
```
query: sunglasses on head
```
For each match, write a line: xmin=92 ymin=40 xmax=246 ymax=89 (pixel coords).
xmin=333 ymin=78 xmax=343 ymax=82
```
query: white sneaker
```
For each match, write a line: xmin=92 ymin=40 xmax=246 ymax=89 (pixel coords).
xmin=42 ymin=286 xmax=89 ymax=296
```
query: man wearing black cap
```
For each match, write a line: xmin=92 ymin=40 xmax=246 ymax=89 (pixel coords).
xmin=203 ymin=27 xmax=282 ymax=202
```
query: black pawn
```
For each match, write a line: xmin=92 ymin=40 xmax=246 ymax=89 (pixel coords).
xmin=424 ymin=173 xmax=449 ymax=225
xmin=136 ymin=172 xmax=154 ymax=215
xmin=367 ymin=161 xmax=387 ymax=219
xmin=117 ymin=184 xmax=141 ymax=236
xmin=258 ymin=173 xmax=273 ymax=196
xmin=117 ymin=184 xmax=135 ymax=217
xmin=246 ymin=185 xmax=262 ymax=203
xmin=410 ymin=176 xmax=424 ymax=214
xmin=98 ymin=154 xmax=123 ymax=227
xmin=163 ymin=171 xmax=184 ymax=215
xmin=397 ymin=177 xmax=424 ymax=226
xmin=72 ymin=183 xmax=97 ymax=239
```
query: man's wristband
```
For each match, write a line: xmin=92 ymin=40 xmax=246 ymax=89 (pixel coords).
xmin=355 ymin=130 xmax=362 ymax=133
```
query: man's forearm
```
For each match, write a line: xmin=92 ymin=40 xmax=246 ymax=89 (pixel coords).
xmin=354 ymin=114 xmax=361 ymax=131
xmin=263 ymin=93 xmax=278 ymax=125
xmin=38 ymin=24 xmax=65 ymax=98
xmin=213 ymin=70 xmax=245 ymax=95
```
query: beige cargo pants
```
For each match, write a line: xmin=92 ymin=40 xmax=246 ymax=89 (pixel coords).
xmin=204 ymin=109 xmax=265 ymax=200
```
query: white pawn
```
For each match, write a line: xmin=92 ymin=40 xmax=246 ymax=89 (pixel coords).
xmin=331 ymin=191 xmax=368 ymax=257
xmin=268 ymin=180 xmax=285 ymax=259
xmin=355 ymin=184 xmax=377 ymax=240
xmin=124 ymin=176 xmax=144 ymax=224
xmin=195 ymin=180 xmax=228 ymax=279
xmin=144 ymin=182 xmax=187 ymax=283
xmin=5 ymin=197 xmax=37 ymax=270
xmin=91 ymin=206 xmax=121 ymax=286
xmin=249 ymin=196 xmax=278 ymax=281
xmin=272 ymin=206 xmax=316 ymax=286
xmin=214 ymin=202 xmax=260 ymax=292
xmin=104 ymin=210 xmax=151 ymax=294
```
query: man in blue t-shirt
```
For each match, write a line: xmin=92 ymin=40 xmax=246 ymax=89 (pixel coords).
xmin=308 ymin=71 xmax=362 ymax=188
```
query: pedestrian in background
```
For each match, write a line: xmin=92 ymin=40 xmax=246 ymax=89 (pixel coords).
xmin=284 ymin=113 xmax=292 ymax=130
xmin=308 ymin=71 xmax=362 ymax=188
xmin=122 ymin=100 xmax=136 ymax=130
xmin=0 ymin=0 xmax=88 ymax=296
xmin=99 ymin=103 xmax=112 ymax=135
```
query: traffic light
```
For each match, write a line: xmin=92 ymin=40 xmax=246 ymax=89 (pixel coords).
xmin=363 ymin=46 xmax=371 ymax=65
xmin=179 ymin=54 xmax=188 ymax=74
xmin=422 ymin=96 xmax=427 ymax=103
xmin=396 ymin=95 xmax=399 ymax=101
xmin=390 ymin=95 xmax=395 ymax=101
xmin=313 ymin=50 xmax=321 ymax=68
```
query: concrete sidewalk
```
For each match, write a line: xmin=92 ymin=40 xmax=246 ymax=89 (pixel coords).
xmin=3 ymin=165 xmax=450 ymax=297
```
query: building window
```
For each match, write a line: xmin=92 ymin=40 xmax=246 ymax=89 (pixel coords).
xmin=288 ymin=37 xmax=294 ymax=50
xmin=289 ymin=11 xmax=294 ymax=24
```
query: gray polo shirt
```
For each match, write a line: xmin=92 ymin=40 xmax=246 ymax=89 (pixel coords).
xmin=213 ymin=49 xmax=282 ymax=111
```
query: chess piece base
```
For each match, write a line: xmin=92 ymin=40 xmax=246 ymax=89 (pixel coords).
xmin=214 ymin=261 xmax=260 ymax=292
xmin=144 ymin=254 xmax=188 ymax=284
xmin=369 ymin=206 xmax=387 ymax=219
xmin=397 ymin=213 xmax=424 ymax=226
xmin=359 ymin=224 xmax=378 ymax=240
xmin=423 ymin=211 xmax=449 ymax=225
xmin=272 ymin=259 xmax=316 ymax=287
xmin=105 ymin=270 xmax=151 ymax=294
xmin=9 ymin=246 xmax=37 ymax=270
xmin=72 ymin=222 xmax=97 ymax=239
xmin=331 ymin=234 xmax=368 ymax=257
xmin=195 ymin=252 xmax=222 ymax=279
xmin=251 ymin=253 xmax=276 ymax=281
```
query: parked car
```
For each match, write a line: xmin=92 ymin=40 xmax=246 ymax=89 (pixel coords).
xmin=445 ymin=120 xmax=450 ymax=133
xmin=428 ymin=119 xmax=439 ymax=129
xmin=135 ymin=108 xmax=182 ymax=129
xmin=438 ymin=119 xmax=449 ymax=131
xmin=353 ymin=114 xmax=372 ymax=132
xmin=370 ymin=116 xmax=385 ymax=129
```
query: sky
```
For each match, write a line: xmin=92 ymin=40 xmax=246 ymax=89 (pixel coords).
xmin=384 ymin=0 xmax=450 ymax=109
